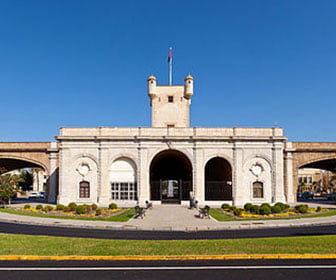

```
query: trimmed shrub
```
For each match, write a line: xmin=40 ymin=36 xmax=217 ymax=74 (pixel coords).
xmin=75 ymin=205 xmax=87 ymax=215
xmin=68 ymin=202 xmax=77 ymax=211
xmin=43 ymin=205 xmax=53 ymax=212
xmin=109 ymin=203 xmax=118 ymax=210
xmin=35 ymin=204 xmax=43 ymax=210
xmin=91 ymin=204 xmax=98 ymax=211
xmin=260 ymin=203 xmax=271 ymax=209
xmin=295 ymin=204 xmax=308 ymax=214
xmin=250 ymin=205 xmax=260 ymax=214
xmin=221 ymin=203 xmax=231 ymax=210
xmin=233 ymin=207 xmax=242 ymax=216
xmin=63 ymin=206 xmax=71 ymax=212
xmin=244 ymin=203 xmax=253 ymax=212
xmin=271 ymin=205 xmax=282 ymax=213
xmin=274 ymin=202 xmax=289 ymax=211
xmin=23 ymin=204 xmax=31 ymax=209
xmin=56 ymin=204 xmax=65 ymax=211
xmin=95 ymin=208 xmax=102 ymax=216
xmin=259 ymin=205 xmax=271 ymax=215
xmin=316 ymin=206 xmax=321 ymax=212
xmin=83 ymin=204 xmax=91 ymax=213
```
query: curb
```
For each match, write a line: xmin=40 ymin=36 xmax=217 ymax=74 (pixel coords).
xmin=1 ymin=254 xmax=336 ymax=261
xmin=1 ymin=215 xmax=336 ymax=232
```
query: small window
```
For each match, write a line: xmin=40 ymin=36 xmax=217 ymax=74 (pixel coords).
xmin=79 ymin=181 xmax=90 ymax=198
xmin=253 ymin=181 xmax=263 ymax=198
xmin=168 ymin=96 xmax=174 ymax=103
xmin=167 ymin=124 xmax=175 ymax=128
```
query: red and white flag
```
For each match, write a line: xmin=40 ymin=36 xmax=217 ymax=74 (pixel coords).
xmin=168 ymin=47 xmax=172 ymax=63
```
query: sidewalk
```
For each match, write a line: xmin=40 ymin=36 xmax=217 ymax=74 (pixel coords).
xmin=0 ymin=204 xmax=336 ymax=231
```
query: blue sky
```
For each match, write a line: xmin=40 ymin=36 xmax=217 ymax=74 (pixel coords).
xmin=0 ymin=0 xmax=335 ymax=141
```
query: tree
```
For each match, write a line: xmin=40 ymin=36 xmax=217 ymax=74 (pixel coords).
xmin=18 ymin=170 xmax=33 ymax=191
xmin=0 ymin=170 xmax=19 ymax=207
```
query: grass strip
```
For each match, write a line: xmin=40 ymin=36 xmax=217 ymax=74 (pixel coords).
xmin=209 ymin=208 xmax=336 ymax=222
xmin=0 ymin=208 xmax=135 ymax=222
xmin=0 ymin=233 xmax=335 ymax=255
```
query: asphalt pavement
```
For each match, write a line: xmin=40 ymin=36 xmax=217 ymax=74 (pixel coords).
xmin=1 ymin=221 xmax=336 ymax=240
xmin=0 ymin=259 xmax=335 ymax=280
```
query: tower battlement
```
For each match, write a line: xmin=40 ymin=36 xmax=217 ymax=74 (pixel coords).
xmin=147 ymin=75 xmax=194 ymax=128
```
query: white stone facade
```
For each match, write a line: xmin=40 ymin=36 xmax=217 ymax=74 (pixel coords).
xmin=56 ymin=75 xmax=291 ymax=207
xmin=57 ymin=127 xmax=287 ymax=207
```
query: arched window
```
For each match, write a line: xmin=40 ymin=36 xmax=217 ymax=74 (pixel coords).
xmin=79 ymin=181 xmax=90 ymax=198
xmin=110 ymin=158 xmax=137 ymax=200
xmin=253 ymin=181 xmax=263 ymax=198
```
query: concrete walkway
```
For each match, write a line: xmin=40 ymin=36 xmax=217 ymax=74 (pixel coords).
xmin=130 ymin=205 xmax=217 ymax=230
xmin=0 ymin=204 xmax=336 ymax=231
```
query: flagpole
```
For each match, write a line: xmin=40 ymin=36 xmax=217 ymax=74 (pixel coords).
xmin=169 ymin=59 xmax=172 ymax=85
xmin=168 ymin=47 xmax=172 ymax=85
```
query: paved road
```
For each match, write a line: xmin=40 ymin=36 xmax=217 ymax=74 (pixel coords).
xmin=0 ymin=259 xmax=335 ymax=279
xmin=1 ymin=221 xmax=336 ymax=240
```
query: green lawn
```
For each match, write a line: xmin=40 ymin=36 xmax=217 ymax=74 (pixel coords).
xmin=209 ymin=208 xmax=336 ymax=222
xmin=0 ymin=233 xmax=335 ymax=255
xmin=0 ymin=208 xmax=135 ymax=222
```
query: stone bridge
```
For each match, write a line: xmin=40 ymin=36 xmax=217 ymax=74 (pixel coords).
xmin=285 ymin=142 xmax=336 ymax=201
xmin=0 ymin=142 xmax=59 ymax=202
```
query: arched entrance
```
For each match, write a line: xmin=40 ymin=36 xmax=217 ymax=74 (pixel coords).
xmin=150 ymin=150 xmax=192 ymax=203
xmin=205 ymin=157 xmax=232 ymax=200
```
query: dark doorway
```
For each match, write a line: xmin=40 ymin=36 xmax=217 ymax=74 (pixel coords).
xmin=150 ymin=150 xmax=192 ymax=203
xmin=205 ymin=157 xmax=232 ymax=200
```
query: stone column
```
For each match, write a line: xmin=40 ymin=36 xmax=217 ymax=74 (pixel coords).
xmin=272 ymin=142 xmax=286 ymax=203
xmin=48 ymin=142 xmax=58 ymax=203
xmin=285 ymin=142 xmax=295 ymax=204
xmin=233 ymin=144 xmax=244 ymax=207
xmin=98 ymin=144 xmax=110 ymax=207
xmin=137 ymin=145 xmax=149 ymax=207
xmin=193 ymin=144 xmax=204 ymax=206
xmin=285 ymin=152 xmax=295 ymax=204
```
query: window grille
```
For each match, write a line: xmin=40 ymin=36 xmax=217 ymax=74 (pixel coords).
xmin=111 ymin=182 xmax=137 ymax=200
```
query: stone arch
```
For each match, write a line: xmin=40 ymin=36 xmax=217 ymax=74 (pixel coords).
xmin=147 ymin=148 xmax=193 ymax=171
xmin=0 ymin=155 xmax=49 ymax=175
xmin=243 ymin=156 xmax=272 ymax=203
xmin=202 ymin=153 xmax=233 ymax=170
xmin=243 ymin=154 xmax=273 ymax=171
xmin=149 ymin=149 xmax=193 ymax=202
xmin=110 ymin=157 xmax=137 ymax=201
xmin=110 ymin=153 xmax=138 ymax=169
xmin=204 ymin=157 xmax=232 ymax=201
xmin=297 ymin=155 xmax=336 ymax=170
xmin=71 ymin=155 xmax=99 ymax=203
xmin=110 ymin=157 xmax=137 ymax=182
xmin=71 ymin=153 xmax=99 ymax=169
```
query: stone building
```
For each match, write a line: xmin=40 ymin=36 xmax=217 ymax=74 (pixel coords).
xmin=56 ymin=74 xmax=292 ymax=207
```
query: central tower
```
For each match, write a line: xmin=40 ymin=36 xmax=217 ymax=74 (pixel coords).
xmin=147 ymin=74 xmax=194 ymax=128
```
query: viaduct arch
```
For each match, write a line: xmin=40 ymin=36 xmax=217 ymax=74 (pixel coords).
xmin=0 ymin=142 xmax=59 ymax=203
xmin=287 ymin=142 xmax=336 ymax=201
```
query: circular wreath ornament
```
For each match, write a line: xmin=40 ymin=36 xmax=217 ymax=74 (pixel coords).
xmin=250 ymin=163 xmax=263 ymax=177
xmin=77 ymin=163 xmax=90 ymax=177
